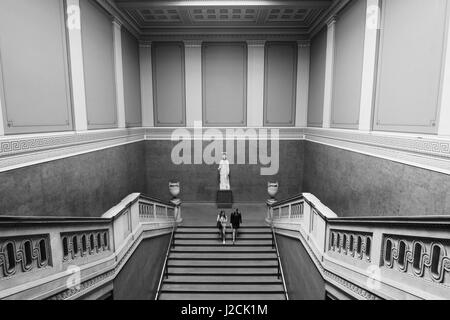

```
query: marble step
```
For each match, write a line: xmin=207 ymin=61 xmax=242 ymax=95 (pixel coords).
xmin=164 ymin=275 xmax=282 ymax=283
xmin=175 ymin=233 xmax=272 ymax=239
xmin=169 ymin=252 xmax=277 ymax=259
xmin=177 ymin=227 xmax=271 ymax=234
xmin=167 ymin=259 xmax=278 ymax=267
xmin=173 ymin=239 xmax=273 ymax=246
xmin=170 ymin=246 xmax=275 ymax=252
xmin=161 ymin=283 xmax=284 ymax=292
xmin=168 ymin=267 xmax=279 ymax=275
xmin=158 ymin=292 xmax=285 ymax=300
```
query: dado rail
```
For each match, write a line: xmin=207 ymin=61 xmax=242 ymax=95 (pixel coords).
xmin=0 ymin=193 xmax=181 ymax=300
xmin=267 ymin=194 xmax=450 ymax=300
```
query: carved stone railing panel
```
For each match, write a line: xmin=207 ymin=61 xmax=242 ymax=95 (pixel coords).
xmin=0 ymin=235 xmax=51 ymax=279
xmin=61 ymin=230 xmax=110 ymax=263
xmin=382 ymin=235 xmax=450 ymax=286
xmin=329 ymin=230 xmax=373 ymax=262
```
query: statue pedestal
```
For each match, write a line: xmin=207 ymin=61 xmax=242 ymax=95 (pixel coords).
xmin=217 ymin=190 xmax=233 ymax=208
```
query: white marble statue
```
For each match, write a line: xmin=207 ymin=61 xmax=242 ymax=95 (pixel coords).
xmin=218 ymin=153 xmax=230 ymax=190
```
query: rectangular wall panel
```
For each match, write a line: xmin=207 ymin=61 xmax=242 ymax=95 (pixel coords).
xmin=152 ymin=42 xmax=186 ymax=126
xmin=202 ymin=43 xmax=247 ymax=127
xmin=307 ymin=28 xmax=327 ymax=127
xmin=0 ymin=0 xmax=72 ymax=134
xmin=81 ymin=0 xmax=117 ymax=129
xmin=374 ymin=0 xmax=448 ymax=134
xmin=331 ymin=0 xmax=366 ymax=129
xmin=264 ymin=42 xmax=297 ymax=127
xmin=121 ymin=29 xmax=142 ymax=127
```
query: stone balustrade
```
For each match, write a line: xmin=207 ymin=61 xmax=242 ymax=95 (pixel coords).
xmin=0 ymin=193 xmax=181 ymax=300
xmin=268 ymin=193 xmax=450 ymax=300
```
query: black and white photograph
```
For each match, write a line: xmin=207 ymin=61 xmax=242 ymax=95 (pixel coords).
xmin=0 ymin=0 xmax=449 ymax=308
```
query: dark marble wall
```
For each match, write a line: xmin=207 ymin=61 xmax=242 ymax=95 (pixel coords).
xmin=0 ymin=142 xmax=146 ymax=217
xmin=145 ymin=140 xmax=304 ymax=203
xmin=303 ymin=141 xmax=450 ymax=217
xmin=2 ymin=138 xmax=448 ymax=219
xmin=113 ymin=234 xmax=170 ymax=300
xmin=276 ymin=234 xmax=326 ymax=300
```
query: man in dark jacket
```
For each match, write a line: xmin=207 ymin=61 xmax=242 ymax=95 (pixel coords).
xmin=230 ymin=209 xmax=242 ymax=245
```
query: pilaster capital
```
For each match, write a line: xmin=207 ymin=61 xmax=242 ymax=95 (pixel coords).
xmin=326 ymin=15 xmax=337 ymax=28
xmin=112 ymin=18 xmax=123 ymax=29
xmin=297 ymin=40 xmax=311 ymax=48
xmin=139 ymin=41 xmax=152 ymax=49
xmin=246 ymin=39 xmax=266 ymax=47
xmin=183 ymin=40 xmax=203 ymax=48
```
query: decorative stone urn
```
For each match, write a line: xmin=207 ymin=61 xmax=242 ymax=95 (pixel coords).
xmin=169 ymin=182 xmax=181 ymax=206
xmin=267 ymin=182 xmax=279 ymax=205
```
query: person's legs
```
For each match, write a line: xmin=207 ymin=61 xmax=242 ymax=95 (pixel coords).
xmin=231 ymin=227 xmax=235 ymax=244
xmin=222 ymin=225 xmax=226 ymax=244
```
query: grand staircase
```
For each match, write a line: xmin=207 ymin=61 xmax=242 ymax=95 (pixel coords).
xmin=158 ymin=225 xmax=287 ymax=300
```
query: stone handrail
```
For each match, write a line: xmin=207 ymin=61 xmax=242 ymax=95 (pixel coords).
xmin=267 ymin=193 xmax=450 ymax=300
xmin=0 ymin=193 xmax=181 ymax=300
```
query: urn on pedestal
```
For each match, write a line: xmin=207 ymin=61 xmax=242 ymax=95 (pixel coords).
xmin=267 ymin=182 xmax=279 ymax=205
xmin=169 ymin=182 xmax=181 ymax=206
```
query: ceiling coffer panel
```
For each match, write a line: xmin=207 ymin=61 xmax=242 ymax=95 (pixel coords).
xmin=113 ymin=0 xmax=333 ymax=30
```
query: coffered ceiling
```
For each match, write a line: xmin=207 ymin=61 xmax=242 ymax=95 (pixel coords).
xmin=109 ymin=0 xmax=339 ymax=40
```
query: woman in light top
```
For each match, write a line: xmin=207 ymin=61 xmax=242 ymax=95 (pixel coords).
xmin=217 ymin=211 xmax=227 ymax=244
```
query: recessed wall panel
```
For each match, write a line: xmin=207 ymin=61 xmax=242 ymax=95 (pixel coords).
xmin=374 ymin=0 xmax=448 ymax=134
xmin=264 ymin=42 xmax=297 ymax=127
xmin=202 ymin=43 xmax=247 ymax=127
xmin=121 ymin=29 xmax=142 ymax=127
xmin=331 ymin=0 xmax=366 ymax=129
xmin=81 ymin=0 xmax=117 ymax=129
xmin=307 ymin=28 xmax=327 ymax=127
xmin=0 ymin=0 xmax=72 ymax=134
xmin=152 ymin=42 xmax=186 ymax=126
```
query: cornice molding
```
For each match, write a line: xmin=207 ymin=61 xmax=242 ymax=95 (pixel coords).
xmin=96 ymin=0 xmax=140 ymax=39
xmin=140 ymin=32 xmax=309 ymax=42
xmin=309 ymin=0 xmax=352 ymax=38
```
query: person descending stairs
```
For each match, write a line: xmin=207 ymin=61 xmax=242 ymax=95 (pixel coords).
xmin=157 ymin=225 xmax=287 ymax=300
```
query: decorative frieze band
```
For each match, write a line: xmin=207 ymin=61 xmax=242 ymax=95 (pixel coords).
xmin=304 ymin=128 xmax=450 ymax=175
xmin=0 ymin=128 xmax=146 ymax=173
xmin=0 ymin=127 xmax=450 ymax=175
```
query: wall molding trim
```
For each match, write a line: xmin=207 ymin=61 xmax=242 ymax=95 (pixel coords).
xmin=303 ymin=127 xmax=450 ymax=175
xmin=0 ymin=128 xmax=145 ymax=173
xmin=1 ymin=126 xmax=450 ymax=176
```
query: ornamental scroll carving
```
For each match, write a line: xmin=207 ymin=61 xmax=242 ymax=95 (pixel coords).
xmin=329 ymin=230 xmax=373 ymax=262
xmin=61 ymin=230 xmax=109 ymax=263
xmin=0 ymin=235 xmax=51 ymax=278
xmin=383 ymin=236 xmax=450 ymax=285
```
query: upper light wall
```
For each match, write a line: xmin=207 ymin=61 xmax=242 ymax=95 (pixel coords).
xmin=374 ymin=0 xmax=448 ymax=134
xmin=0 ymin=0 xmax=73 ymax=134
